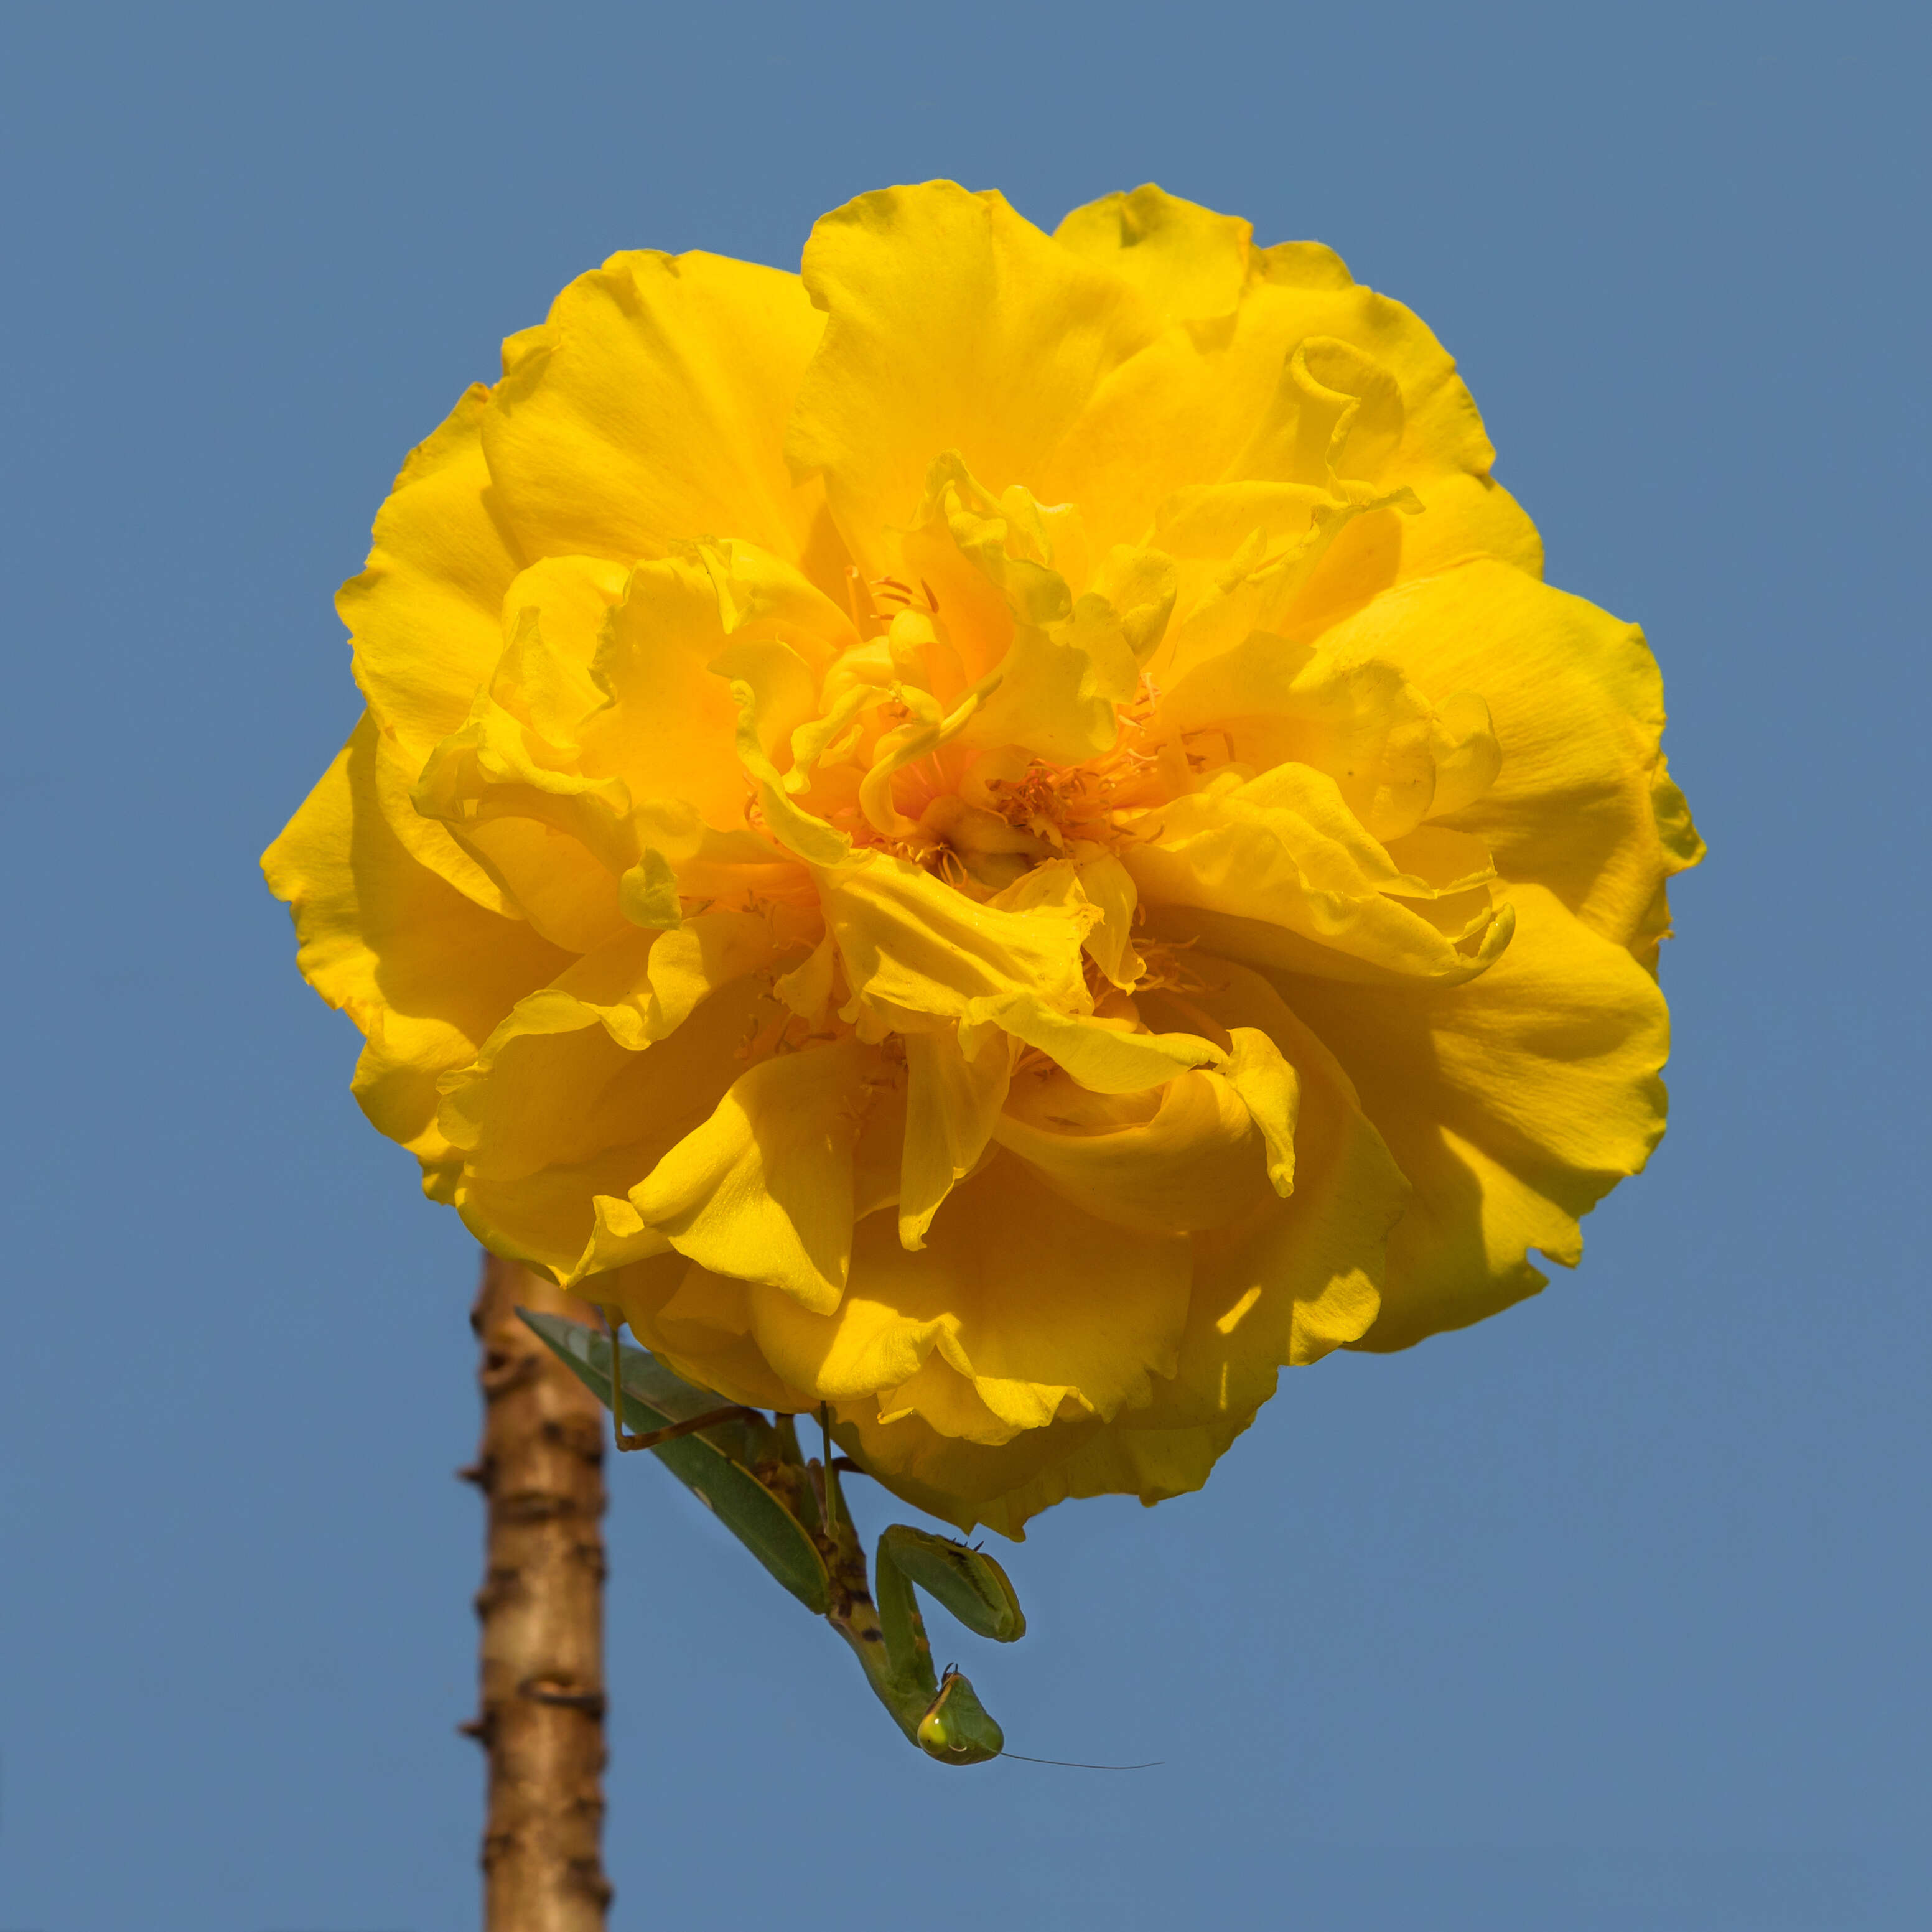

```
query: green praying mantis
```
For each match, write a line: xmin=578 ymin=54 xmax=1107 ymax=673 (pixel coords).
xmin=521 ymin=1309 xmax=1086 ymax=1767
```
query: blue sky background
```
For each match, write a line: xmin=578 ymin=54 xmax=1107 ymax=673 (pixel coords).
xmin=1 ymin=4 xmax=1925 ymax=1928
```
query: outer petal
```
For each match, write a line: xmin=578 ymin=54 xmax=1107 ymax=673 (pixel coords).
xmin=482 ymin=250 xmax=842 ymax=585
xmin=340 ymin=386 xmax=523 ymax=774
xmin=961 ymin=1412 xmax=1257 ymax=1539
xmin=411 ymin=564 xmax=638 ymax=953
xmin=1176 ymin=964 xmax=1406 ymax=1384
xmin=611 ymin=1258 xmax=821 ymax=1416
xmin=747 ymin=1154 xmax=1192 ymax=1439
xmin=830 ymin=1406 xmax=1107 ymax=1538
xmin=1053 ymin=185 xmax=1254 ymax=324
xmin=262 ymin=719 xmax=571 ymax=1164
xmin=438 ymin=954 xmax=770 ymax=1277
xmin=898 ymin=1024 xmax=1013 ymax=1248
xmin=618 ymin=1040 xmax=873 ymax=1314
xmin=1313 ymin=559 xmax=1704 ymax=953
xmin=1157 ymin=630 xmax=1502 ymax=841
xmin=991 ymin=1065 xmax=1271 ymax=1233
xmin=829 ymin=988 xmax=1401 ymax=1541
xmin=1040 ymin=252 xmax=1541 ymax=578
xmin=413 ymin=553 xmax=830 ymax=951
xmin=786 ymin=182 xmax=1159 ymax=572
xmin=1122 ymin=767 xmax=1512 ymax=986
xmin=1276 ymin=884 xmax=1673 ymax=1350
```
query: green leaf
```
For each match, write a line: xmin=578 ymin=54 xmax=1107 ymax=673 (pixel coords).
xmin=517 ymin=1309 xmax=830 ymax=1614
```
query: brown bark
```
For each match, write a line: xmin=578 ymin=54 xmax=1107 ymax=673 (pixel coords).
xmin=460 ymin=1253 xmax=612 ymax=1931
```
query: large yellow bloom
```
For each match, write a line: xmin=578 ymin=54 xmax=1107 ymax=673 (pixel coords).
xmin=267 ymin=184 xmax=1700 ymax=1536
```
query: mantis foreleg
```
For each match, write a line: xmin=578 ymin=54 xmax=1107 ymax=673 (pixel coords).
xmin=811 ymin=1455 xmax=1022 ymax=1765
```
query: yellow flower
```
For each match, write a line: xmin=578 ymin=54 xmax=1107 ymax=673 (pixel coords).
xmin=266 ymin=184 xmax=1701 ymax=1537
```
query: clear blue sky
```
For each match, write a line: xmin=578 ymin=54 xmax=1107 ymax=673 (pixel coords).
xmin=1 ymin=5 xmax=1925 ymax=1928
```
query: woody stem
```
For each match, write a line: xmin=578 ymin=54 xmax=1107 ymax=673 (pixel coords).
xmin=462 ymin=1252 xmax=612 ymax=1931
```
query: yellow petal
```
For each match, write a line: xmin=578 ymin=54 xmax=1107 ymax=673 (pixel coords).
xmin=1150 ymin=479 xmax=1337 ymax=561
xmin=910 ymin=452 xmax=1075 ymax=628
xmin=404 ymin=557 xmax=660 ymax=950
xmin=617 ymin=847 xmax=683 ymax=929
xmin=494 ymin=556 xmax=633 ymax=739
xmin=964 ymin=1410 xmax=1258 ymax=1540
xmin=1388 ymin=470 xmax=1544 ymax=583
xmin=261 ymin=719 xmax=570 ymax=1162
xmin=773 ymin=931 xmax=837 ymax=1022
xmin=1275 ymin=884 xmax=1671 ymax=1350
xmin=818 ymin=849 xmax=1090 ymax=1025
xmin=898 ymin=1024 xmax=1014 ymax=1249
xmin=961 ymin=601 xmax=1141 ymax=764
xmin=1222 ymin=1026 xmax=1300 ymax=1195
xmin=552 ymin=910 xmax=777 ymax=1050
xmin=1225 ymin=334 xmax=1406 ymax=487
xmin=340 ymin=386 xmax=521 ymax=767
xmin=695 ymin=537 xmax=859 ymax=668
xmin=412 ymin=665 xmax=637 ymax=953
xmin=993 ymin=1065 xmax=1267 ymax=1233
xmin=1175 ymin=963 xmax=1404 ymax=1384
xmin=1159 ymin=628 xmax=1498 ymax=841
xmin=440 ymin=959 xmax=769 ymax=1277
xmin=1631 ymin=758 xmax=1706 ymax=973
xmin=874 ymin=1354 xmax=1026 ymax=1444
xmin=730 ymin=678 xmax=852 ymax=866
xmin=747 ymin=1153 xmax=1191 ymax=1433
xmin=1088 ymin=544 xmax=1178 ymax=661
xmin=1068 ymin=847 xmax=1147 ymax=990
xmin=989 ymin=847 xmax=1145 ymax=990
xmin=482 ymin=250 xmax=841 ymax=582
xmin=1040 ymin=267 xmax=1536 ymax=574
xmin=579 ymin=556 xmax=760 ymax=829
xmin=365 ymin=696 xmax=517 ymax=917
xmin=829 ymin=972 xmax=1402 ymax=1539
xmin=1053 ymin=184 xmax=1253 ymax=324
xmin=961 ymin=995 xmax=1225 ymax=1093
xmin=607 ymin=1257 xmax=819 ymax=1415
xmin=1313 ymin=559 xmax=1702 ymax=953
xmin=1122 ymin=765 xmax=1511 ymax=985
xmin=786 ymin=182 xmax=1158 ymax=572
xmin=622 ymin=1039 xmax=873 ymax=1313
xmin=831 ymin=1405 xmax=1107 ymax=1538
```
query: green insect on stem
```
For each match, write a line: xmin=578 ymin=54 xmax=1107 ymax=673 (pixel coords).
xmin=824 ymin=1520 xmax=1024 ymax=1765
xmin=517 ymin=1310 xmax=1030 ymax=1765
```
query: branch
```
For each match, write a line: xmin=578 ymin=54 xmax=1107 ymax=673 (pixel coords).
xmin=464 ymin=1254 xmax=612 ymax=1931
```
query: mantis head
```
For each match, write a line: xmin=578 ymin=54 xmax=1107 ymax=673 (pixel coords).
xmin=916 ymin=1668 xmax=1005 ymax=1765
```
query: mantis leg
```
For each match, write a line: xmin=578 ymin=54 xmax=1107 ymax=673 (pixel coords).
xmin=518 ymin=1310 xmax=1025 ymax=1765
xmin=814 ymin=1457 xmax=1023 ymax=1766
xmin=877 ymin=1526 xmax=1023 ymax=1764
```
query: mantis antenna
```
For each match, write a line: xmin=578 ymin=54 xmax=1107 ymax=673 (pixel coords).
xmin=999 ymin=1752 xmax=1164 ymax=1770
